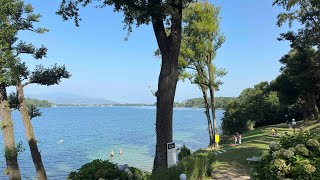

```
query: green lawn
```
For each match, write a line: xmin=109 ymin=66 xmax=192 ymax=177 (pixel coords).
xmin=206 ymin=119 xmax=320 ymax=177
xmin=151 ymin=119 xmax=320 ymax=179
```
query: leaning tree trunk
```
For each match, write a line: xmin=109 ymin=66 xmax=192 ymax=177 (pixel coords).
xmin=16 ymin=82 xmax=47 ymax=180
xmin=0 ymin=84 xmax=21 ymax=180
xmin=152 ymin=1 xmax=182 ymax=171
xmin=200 ymin=85 xmax=214 ymax=148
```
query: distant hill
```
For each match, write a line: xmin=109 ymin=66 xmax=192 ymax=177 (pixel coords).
xmin=175 ymin=97 xmax=235 ymax=109
xmin=26 ymin=98 xmax=53 ymax=108
xmin=27 ymin=93 xmax=117 ymax=105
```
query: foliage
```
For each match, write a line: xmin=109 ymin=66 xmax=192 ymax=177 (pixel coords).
xmin=178 ymin=145 xmax=191 ymax=161
xmin=271 ymin=48 xmax=319 ymax=118
xmin=253 ymin=133 xmax=320 ymax=179
xmin=29 ymin=64 xmax=71 ymax=86
xmin=27 ymin=105 xmax=42 ymax=119
xmin=57 ymin=0 xmax=193 ymax=33
xmin=273 ymin=0 xmax=320 ymax=49
xmin=222 ymin=48 xmax=318 ymax=134
xmin=178 ymin=1 xmax=226 ymax=147
xmin=175 ymin=97 xmax=235 ymax=109
xmin=222 ymin=82 xmax=286 ymax=134
xmin=150 ymin=150 xmax=215 ymax=180
xmin=8 ymin=93 xmax=52 ymax=119
xmin=68 ymin=159 xmax=148 ymax=180
xmin=25 ymin=98 xmax=53 ymax=108
xmin=4 ymin=141 xmax=24 ymax=159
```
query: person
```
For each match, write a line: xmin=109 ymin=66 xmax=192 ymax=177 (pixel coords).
xmin=234 ymin=134 xmax=238 ymax=144
xmin=119 ymin=148 xmax=123 ymax=155
xmin=110 ymin=149 xmax=114 ymax=157
xmin=271 ymin=128 xmax=276 ymax=135
xmin=238 ymin=134 xmax=242 ymax=144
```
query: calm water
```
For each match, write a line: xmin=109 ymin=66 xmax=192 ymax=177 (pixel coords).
xmin=0 ymin=106 xmax=223 ymax=179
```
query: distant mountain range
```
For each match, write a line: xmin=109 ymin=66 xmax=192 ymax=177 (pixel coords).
xmin=27 ymin=93 xmax=118 ymax=105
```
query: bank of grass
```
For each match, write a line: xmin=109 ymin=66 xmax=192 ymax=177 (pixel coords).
xmin=151 ymin=119 xmax=320 ymax=179
xmin=211 ymin=119 xmax=320 ymax=177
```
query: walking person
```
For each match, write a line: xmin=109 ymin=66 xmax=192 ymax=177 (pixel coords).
xmin=233 ymin=134 xmax=238 ymax=145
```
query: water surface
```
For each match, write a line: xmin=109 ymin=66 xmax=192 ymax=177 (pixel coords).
xmin=0 ymin=106 xmax=223 ymax=179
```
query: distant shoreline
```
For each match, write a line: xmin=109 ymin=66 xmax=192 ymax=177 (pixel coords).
xmin=52 ymin=104 xmax=224 ymax=110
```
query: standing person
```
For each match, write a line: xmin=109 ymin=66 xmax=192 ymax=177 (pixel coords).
xmin=238 ymin=134 xmax=242 ymax=144
xmin=234 ymin=134 xmax=238 ymax=145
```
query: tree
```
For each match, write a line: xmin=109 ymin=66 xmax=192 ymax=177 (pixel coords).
xmin=180 ymin=2 xmax=225 ymax=148
xmin=0 ymin=0 xmax=22 ymax=178
xmin=57 ymin=0 xmax=193 ymax=171
xmin=273 ymin=0 xmax=320 ymax=49
xmin=1 ymin=1 xmax=71 ymax=179
xmin=277 ymin=48 xmax=319 ymax=118
xmin=222 ymin=82 xmax=284 ymax=134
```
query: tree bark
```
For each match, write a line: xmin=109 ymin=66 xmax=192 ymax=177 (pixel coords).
xmin=0 ymin=84 xmax=21 ymax=180
xmin=16 ymin=82 xmax=47 ymax=180
xmin=207 ymin=54 xmax=218 ymax=148
xmin=152 ymin=0 xmax=182 ymax=171
xmin=200 ymin=85 xmax=214 ymax=148
xmin=311 ymin=91 xmax=319 ymax=117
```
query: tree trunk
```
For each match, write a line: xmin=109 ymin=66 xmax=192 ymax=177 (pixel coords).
xmin=16 ymin=82 xmax=47 ymax=180
xmin=311 ymin=92 xmax=319 ymax=117
xmin=208 ymin=85 xmax=218 ymax=147
xmin=200 ymin=85 xmax=214 ymax=148
xmin=207 ymin=55 xmax=218 ymax=148
xmin=0 ymin=84 xmax=21 ymax=180
xmin=153 ymin=51 xmax=180 ymax=171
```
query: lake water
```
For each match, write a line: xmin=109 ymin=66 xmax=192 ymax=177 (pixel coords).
xmin=0 ymin=106 xmax=223 ymax=179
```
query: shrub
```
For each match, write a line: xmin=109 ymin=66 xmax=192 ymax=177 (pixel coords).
xmin=68 ymin=159 xmax=148 ymax=180
xmin=253 ymin=133 xmax=320 ymax=180
xmin=178 ymin=145 xmax=191 ymax=161
xmin=151 ymin=150 xmax=215 ymax=180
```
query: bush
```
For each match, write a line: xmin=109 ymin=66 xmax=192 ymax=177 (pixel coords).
xmin=178 ymin=145 xmax=191 ymax=161
xmin=151 ymin=150 xmax=215 ymax=180
xmin=253 ymin=133 xmax=320 ymax=180
xmin=68 ymin=159 xmax=148 ymax=180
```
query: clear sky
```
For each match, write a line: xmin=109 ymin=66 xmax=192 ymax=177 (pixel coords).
xmin=18 ymin=0 xmax=294 ymax=104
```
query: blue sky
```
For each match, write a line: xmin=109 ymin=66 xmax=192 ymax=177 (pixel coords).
xmin=18 ymin=0 xmax=294 ymax=103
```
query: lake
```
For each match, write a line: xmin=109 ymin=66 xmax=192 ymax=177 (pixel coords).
xmin=0 ymin=106 xmax=224 ymax=179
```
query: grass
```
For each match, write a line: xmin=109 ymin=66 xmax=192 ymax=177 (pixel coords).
xmin=206 ymin=118 xmax=320 ymax=178
xmin=150 ymin=118 xmax=320 ymax=179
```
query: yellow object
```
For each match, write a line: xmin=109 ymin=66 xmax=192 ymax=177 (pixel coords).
xmin=215 ymin=135 xmax=220 ymax=143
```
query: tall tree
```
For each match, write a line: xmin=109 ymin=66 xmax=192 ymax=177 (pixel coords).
xmin=2 ymin=1 xmax=70 ymax=179
xmin=278 ymin=48 xmax=319 ymax=118
xmin=0 ymin=0 xmax=22 ymax=178
xmin=273 ymin=0 xmax=320 ymax=49
xmin=274 ymin=0 xmax=320 ymax=118
xmin=180 ymin=2 xmax=225 ymax=148
xmin=57 ymin=0 xmax=193 ymax=171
